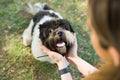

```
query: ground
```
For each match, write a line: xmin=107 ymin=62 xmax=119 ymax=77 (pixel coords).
xmin=0 ymin=0 xmax=98 ymax=80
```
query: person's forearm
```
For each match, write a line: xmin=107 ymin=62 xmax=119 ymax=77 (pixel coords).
xmin=68 ymin=56 xmax=98 ymax=76
xmin=57 ymin=61 xmax=73 ymax=80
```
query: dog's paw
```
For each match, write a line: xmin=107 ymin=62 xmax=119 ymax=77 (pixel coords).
xmin=23 ymin=37 xmax=32 ymax=46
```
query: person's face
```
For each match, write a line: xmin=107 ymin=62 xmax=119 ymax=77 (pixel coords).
xmin=87 ymin=18 xmax=112 ymax=62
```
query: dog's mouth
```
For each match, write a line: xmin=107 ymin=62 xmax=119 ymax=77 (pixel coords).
xmin=54 ymin=31 xmax=74 ymax=55
xmin=56 ymin=41 xmax=65 ymax=48
xmin=55 ymin=37 xmax=73 ymax=55
xmin=46 ymin=31 xmax=75 ymax=55
xmin=56 ymin=41 xmax=67 ymax=55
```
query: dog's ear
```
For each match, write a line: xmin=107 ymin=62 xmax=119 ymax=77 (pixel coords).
xmin=39 ymin=24 xmax=43 ymax=38
xmin=39 ymin=24 xmax=43 ymax=30
xmin=67 ymin=21 xmax=74 ymax=33
xmin=60 ymin=19 xmax=74 ymax=33
xmin=39 ymin=24 xmax=46 ymax=43
xmin=39 ymin=24 xmax=42 ymax=36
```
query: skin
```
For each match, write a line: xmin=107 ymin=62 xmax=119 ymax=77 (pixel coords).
xmin=40 ymin=2 xmax=120 ymax=80
xmin=41 ymin=21 xmax=119 ymax=80
xmin=40 ymin=20 xmax=120 ymax=80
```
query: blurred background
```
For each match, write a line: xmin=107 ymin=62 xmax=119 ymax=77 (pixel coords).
xmin=0 ymin=0 xmax=98 ymax=80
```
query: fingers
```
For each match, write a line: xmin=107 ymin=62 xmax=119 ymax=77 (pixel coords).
xmin=40 ymin=45 xmax=57 ymax=59
xmin=73 ymin=33 xmax=78 ymax=48
xmin=40 ymin=45 xmax=59 ymax=57
xmin=40 ymin=45 xmax=65 ymax=63
xmin=40 ymin=45 xmax=51 ymax=55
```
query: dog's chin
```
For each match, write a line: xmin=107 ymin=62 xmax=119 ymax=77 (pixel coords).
xmin=56 ymin=46 xmax=67 ymax=55
xmin=56 ymin=41 xmax=73 ymax=55
xmin=56 ymin=42 xmax=67 ymax=55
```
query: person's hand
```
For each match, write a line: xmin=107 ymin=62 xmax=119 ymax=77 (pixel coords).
xmin=40 ymin=45 xmax=68 ymax=66
xmin=65 ymin=33 xmax=78 ymax=62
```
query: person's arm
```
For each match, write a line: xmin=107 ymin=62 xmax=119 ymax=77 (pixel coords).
xmin=40 ymin=45 xmax=73 ymax=80
xmin=67 ymin=56 xmax=98 ymax=76
xmin=66 ymin=34 xmax=98 ymax=76
xmin=57 ymin=61 xmax=73 ymax=80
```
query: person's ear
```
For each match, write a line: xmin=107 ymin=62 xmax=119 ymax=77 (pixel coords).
xmin=108 ymin=46 xmax=120 ymax=66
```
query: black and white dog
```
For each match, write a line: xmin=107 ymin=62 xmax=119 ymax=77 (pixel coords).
xmin=22 ymin=2 xmax=76 ymax=63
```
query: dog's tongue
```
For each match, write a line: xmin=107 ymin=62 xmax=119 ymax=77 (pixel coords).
xmin=56 ymin=42 xmax=65 ymax=47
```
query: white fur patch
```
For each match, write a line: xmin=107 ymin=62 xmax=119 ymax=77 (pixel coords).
xmin=23 ymin=16 xmax=56 ymax=63
xmin=64 ymin=30 xmax=75 ymax=45
xmin=38 ymin=15 xmax=56 ymax=25
xmin=22 ymin=20 xmax=34 ymax=46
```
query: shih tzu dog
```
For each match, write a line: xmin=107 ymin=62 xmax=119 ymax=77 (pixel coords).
xmin=22 ymin=2 xmax=76 ymax=63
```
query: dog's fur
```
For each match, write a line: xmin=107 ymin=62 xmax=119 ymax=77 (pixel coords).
xmin=22 ymin=2 xmax=75 ymax=63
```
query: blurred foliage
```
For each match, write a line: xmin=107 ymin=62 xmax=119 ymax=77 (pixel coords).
xmin=0 ymin=0 xmax=98 ymax=80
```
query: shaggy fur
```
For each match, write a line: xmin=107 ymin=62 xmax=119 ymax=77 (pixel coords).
xmin=39 ymin=19 xmax=74 ymax=54
xmin=22 ymin=2 xmax=75 ymax=63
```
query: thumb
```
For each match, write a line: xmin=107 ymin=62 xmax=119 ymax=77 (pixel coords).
xmin=73 ymin=33 xmax=77 ymax=47
xmin=40 ymin=45 xmax=51 ymax=54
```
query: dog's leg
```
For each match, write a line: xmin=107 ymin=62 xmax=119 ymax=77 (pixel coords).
xmin=22 ymin=20 xmax=34 ymax=46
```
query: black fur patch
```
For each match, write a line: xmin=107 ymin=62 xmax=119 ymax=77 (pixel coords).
xmin=43 ymin=4 xmax=52 ymax=10
xmin=31 ymin=11 xmax=59 ymax=35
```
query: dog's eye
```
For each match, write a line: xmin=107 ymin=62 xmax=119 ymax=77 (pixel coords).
xmin=48 ymin=30 xmax=51 ymax=33
xmin=48 ymin=29 xmax=53 ymax=33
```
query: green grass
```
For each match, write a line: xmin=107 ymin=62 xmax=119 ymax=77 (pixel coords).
xmin=0 ymin=0 xmax=98 ymax=80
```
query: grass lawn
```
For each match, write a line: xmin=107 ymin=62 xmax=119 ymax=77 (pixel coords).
xmin=0 ymin=0 xmax=98 ymax=80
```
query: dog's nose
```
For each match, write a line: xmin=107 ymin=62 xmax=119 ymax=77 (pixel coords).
xmin=58 ymin=31 xmax=64 ymax=37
